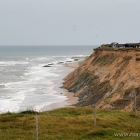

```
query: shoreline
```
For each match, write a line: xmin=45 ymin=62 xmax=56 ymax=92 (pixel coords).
xmin=41 ymin=89 xmax=78 ymax=111
xmin=64 ymin=61 xmax=80 ymax=68
xmin=41 ymin=61 xmax=79 ymax=112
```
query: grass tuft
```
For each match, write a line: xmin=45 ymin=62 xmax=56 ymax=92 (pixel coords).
xmin=123 ymin=56 xmax=132 ymax=60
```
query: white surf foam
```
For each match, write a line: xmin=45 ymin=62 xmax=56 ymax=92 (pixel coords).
xmin=0 ymin=54 xmax=86 ymax=113
xmin=0 ymin=61 xmax=29 ymax=66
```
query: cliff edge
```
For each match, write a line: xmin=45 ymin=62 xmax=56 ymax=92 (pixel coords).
xmin=63 ymin=48 xmax=140 ymax=111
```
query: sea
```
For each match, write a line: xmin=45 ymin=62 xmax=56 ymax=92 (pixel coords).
xmin=0 ymin=45 xmax=96 ymax=113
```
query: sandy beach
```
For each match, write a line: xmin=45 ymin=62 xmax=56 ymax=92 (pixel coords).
xmin=64 ymin=61 xmax=79 ymax=68
xmin=41 ymin=61 xmax=79 ymax=112
xmin=41 ymin=89 xmax=78 ymax=111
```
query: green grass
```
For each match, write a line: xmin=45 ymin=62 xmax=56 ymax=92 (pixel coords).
xmin=123 ymin=56 xmax=132 ymax=60
xmin=0 ymin=107 xmax=140 ymax=140
xmin=95 ymin=53 xmax=118 ymax=65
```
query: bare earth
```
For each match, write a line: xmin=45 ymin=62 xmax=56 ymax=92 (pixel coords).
xmin=63 ymin=48 xmax=140 ymax=111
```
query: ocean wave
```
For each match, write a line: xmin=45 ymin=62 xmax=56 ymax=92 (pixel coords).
xmin=30 ymin=57 xmax=52 ymax=62
xmin=0 ymin=46 xmax=92 ymax=113
xmin=0 ymin=61 xmax=29 ymax=66
xmin=24 ymin=67 xmax=59 ymax=78
xmin=0 ymin=90 xmax=26 ymax=113
xmin=0 ymin=100 xmax=20 ymax=113
xmin=0 ymin=54 xmax=86 ymax=113
xmin=51 ymin=54 xmax=87 ymax=58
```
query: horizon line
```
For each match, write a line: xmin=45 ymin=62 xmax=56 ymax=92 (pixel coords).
xmin=0 ymin=45 xmax=99 ymax=47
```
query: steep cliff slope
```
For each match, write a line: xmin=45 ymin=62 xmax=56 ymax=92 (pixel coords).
xmin=63 ymin=48 xmax=140 ymax=111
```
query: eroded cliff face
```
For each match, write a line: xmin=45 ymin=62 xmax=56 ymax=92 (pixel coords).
xmin=63 ymin=48 xmax=140 ymax=111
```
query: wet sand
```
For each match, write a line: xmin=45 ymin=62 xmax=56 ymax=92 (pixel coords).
xmin=41 ymin=89 xmax=78 ymax=111
xmin=41 ymin=61 xmax=79 ymax=112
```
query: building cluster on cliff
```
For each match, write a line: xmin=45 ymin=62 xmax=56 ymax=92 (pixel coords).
xmin=102 ymin=42 xmax=140 ymax=48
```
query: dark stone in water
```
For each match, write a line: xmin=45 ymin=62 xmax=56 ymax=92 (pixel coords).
xmin=57 ymin=62 xmax=64 ymax=64
xmin=74 ymin=59 xmax=79 ymax=61
xmin=43 ymin=65 xmax=52 ymax=67
xmin=66 ymin=61 xmax=72 ymax=62
xmin=48 ymin=63 xmax=54 ymax=65
xmin=71 ymin=57 xmax=80 ymax=59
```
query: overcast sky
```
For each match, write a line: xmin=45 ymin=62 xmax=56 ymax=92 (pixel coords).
xmin=0 ymin=0 xmax=140 ymax=45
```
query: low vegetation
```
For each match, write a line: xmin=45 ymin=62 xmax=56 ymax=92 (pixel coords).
xmin=0 ymin=107 xmax=140 ymax=140
xmin=123 ymin=56 xmax=132 ymax=61
xmin=94 ymin=46 xmax=140 ymax=51
xmin=95 ymin=53 xmax=118 ymax=65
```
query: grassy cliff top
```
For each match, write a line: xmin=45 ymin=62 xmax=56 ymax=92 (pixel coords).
xmin=94 ymin=46 xmax=140 ymax=51
xmin=0 ymin=107 xmax=140 ymax=140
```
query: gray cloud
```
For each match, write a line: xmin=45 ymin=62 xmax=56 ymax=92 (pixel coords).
xmin=0 ymin=0 xmax=140 ymax=45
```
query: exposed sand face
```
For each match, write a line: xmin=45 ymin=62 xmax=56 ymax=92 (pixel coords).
xmin=63 ymin=49 xmax=140 ymax=111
